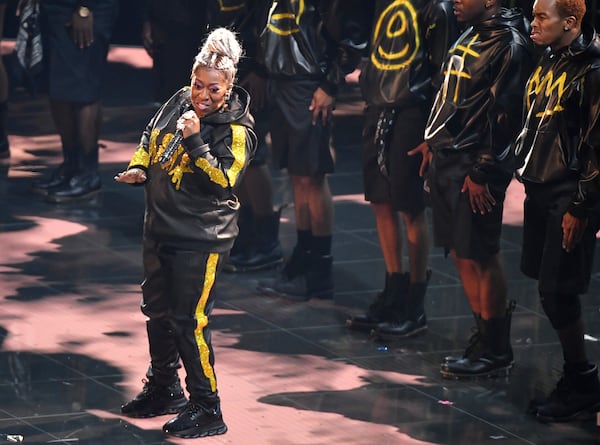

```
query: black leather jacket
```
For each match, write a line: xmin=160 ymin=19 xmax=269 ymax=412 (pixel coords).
xmin=515 ymin=26 xmax=600 ymax=217
xmin=259 ymin=0 xmax=369 ymax=96
xmin=126 ymin=86 xmax=257 ymax=251
xmin=359 ymin=0 xmax=459 ymax=108
xmin=425 ymin=8 xmax=534 ymax=184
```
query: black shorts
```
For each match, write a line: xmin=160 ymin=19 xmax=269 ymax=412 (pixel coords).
xmin=41 ymin=1 xmax=118 ymax=103
xmin=521 ymin=181 xmax=599 ymax=294
xmin=362 ymin=105 xmax=426 ymax=215
xmin=429 ymin=150 xmax=509 ymax=260
xmin=268 ymin=79 xmax=334 ymax=176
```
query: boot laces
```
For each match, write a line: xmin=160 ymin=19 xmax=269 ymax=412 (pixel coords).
xmin=464 ymin=328 xmax=481 ymax=353
xmin=140 ymin=378 xmax=160 ymax=395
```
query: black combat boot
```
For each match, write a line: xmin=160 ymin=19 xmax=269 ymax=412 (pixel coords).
xmin=257 ymin=249 xmax=333 ymax=301
xmin=346 ymin=272 xmax=409 ymax=332
xmin=163 ymin=400 xmax=227 ymax=438
xmin=46 ymin=145 xmax=101 ymax=202
xmin=257 ymin=246 xmax=311 ymax=298
xmin=45 ymin=169 xmax=101 ymax=202
xmin=533 ymin=363 xmax=600 ymax=422
xmin=226 ymin=208 xmax=283 ymax=272
xmin=31 ymin=147 xmax=78 ymax=195
xmin=373 ymin=271 xmax=431 ymax=339
xmin=440 ymin=300 xmax=516 ymax=379
xmin=443 ymin=312 xmax=484 ymax=363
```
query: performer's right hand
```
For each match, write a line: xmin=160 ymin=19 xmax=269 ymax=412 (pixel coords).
xmin=114 ymin=168 xmax=147 ymax=184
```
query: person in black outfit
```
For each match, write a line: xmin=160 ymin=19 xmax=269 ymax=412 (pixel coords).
xmin=411 ymin=0 xmax=534 ymax=378
xmin=256 ymin=0 xmax=369 ymax=301
xmin=116 ymin=28 xmax=256 ymax=438
xmin=515 ymin=0 xmax=600 ymax=423
xmin=26 ymin=0 xmax=119 ymax=202
xmin=346 ymin=0 xmax=459 ymax=339
xmin=141 ymin=0 xmax=206 ymax=104
xmin=207 ymin=0 xmax=284 ymax=273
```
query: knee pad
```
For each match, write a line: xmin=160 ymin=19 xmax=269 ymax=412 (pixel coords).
xmin=539 ymin=292 xmax=581 ymax=330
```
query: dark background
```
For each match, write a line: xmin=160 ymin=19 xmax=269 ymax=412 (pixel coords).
xmin=4 ymin=0 xmax=146 ymax=45
xmin=3 ymin=0 xmax=600 ymax=45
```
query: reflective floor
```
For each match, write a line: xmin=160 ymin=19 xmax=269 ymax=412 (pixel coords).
xmin=1 ymin=47 xmax=600 ymax=445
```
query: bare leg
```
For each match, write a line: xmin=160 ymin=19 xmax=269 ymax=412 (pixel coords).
xmin=452 ymin=252 xmax=507 ymax=318
xmin=372 ymin=202 xmax=402 ymax=273
xmin=401 ymin=209 xmax=430 ymax=283
xmin=291 ymin=174 xmax=333 ymax=236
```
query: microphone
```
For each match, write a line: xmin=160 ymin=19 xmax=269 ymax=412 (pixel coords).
xmin=159 ymin=101 xmax=192 ymax=164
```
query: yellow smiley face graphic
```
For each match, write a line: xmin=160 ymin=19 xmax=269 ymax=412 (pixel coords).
xmin=267 ymin=0 xmax=304 ymax=36
xmin=371 ymin=0 xmax=420 ymax=71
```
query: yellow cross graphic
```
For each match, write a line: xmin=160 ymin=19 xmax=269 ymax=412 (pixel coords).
xmin=442 ymin=33 xmax=480 ymax=102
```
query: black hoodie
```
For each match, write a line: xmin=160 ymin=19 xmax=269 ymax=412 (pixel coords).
xmin=515 ymin=25 xmax=600 ymax=217
xmin=424 ymin=8 xmax=534 ymax=184
xmin=359 ymin=0 xmax=459 ymax=109
xmin=258 ymin=0 xmax=370 ymax=96
xmin=125 ymin=86 xmax=257 ymax=252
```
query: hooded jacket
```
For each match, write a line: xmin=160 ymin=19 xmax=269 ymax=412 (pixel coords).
xmin=259 ymin=0 xmax=369 ymax=96
xmin=424 ymin=8 xmax=533 ymax=184
xmin=126 ymin=86 xmax=257 ymax=251
xmin=515 ymin=25 xmax=600 ymax=217
xmin=359 ymin=0 xmax=459 ymax=109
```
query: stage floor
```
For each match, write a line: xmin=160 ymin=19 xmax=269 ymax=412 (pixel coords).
xmin=1 ymin=46 xmax=600 ymax=445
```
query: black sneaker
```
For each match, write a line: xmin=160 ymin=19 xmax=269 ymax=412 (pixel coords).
xmin=121 ymin=379 xmax=187 ymax=418
xmin=163 ymin=401 xmax=227 ymax=438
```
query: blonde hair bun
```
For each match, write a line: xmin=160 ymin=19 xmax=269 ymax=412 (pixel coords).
xmin=193 ymin=28 xmax=243 ymax=86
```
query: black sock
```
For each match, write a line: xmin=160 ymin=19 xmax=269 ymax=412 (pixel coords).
xmin=311 ymin=235 xmax=332 ymax=256
xmin=297 ymin=229 xmax=312 ymax=252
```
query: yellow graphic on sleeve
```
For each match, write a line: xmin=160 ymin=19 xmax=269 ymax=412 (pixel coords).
xmin=147 ymin=124 xmax=247 ymax=190
xmin=194 ymin=123 xmax=247 ymax=188
xmin=127 ymin=146 xmax=150 ymax=170
xmin=267 ymin=0 xmax=304 ymax=36
xmin=371 ymin=0 xmax=420 ymax=70
xmin=526 ymin=66 xmax=567 ymax=117
xmin=194 ymin=253 xmax=219 ymax=392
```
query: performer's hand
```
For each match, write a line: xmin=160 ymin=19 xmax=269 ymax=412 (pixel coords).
xmin=177 ymin=110 xmax=200 ymax=138
xmin=462 ymin=176 xmax=496 ymax=214
xmin=407 ymin=141 xmax=432 ymax=177
xmin=561 ymin=211 xmax=587 ymax=252
xmin=69 ymin=9 xmax=94 ymax=49
xmin=309 ymin=87 xmax=334 ymax=126
xmin=114 ymin=168 xmax=147 ymax=184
